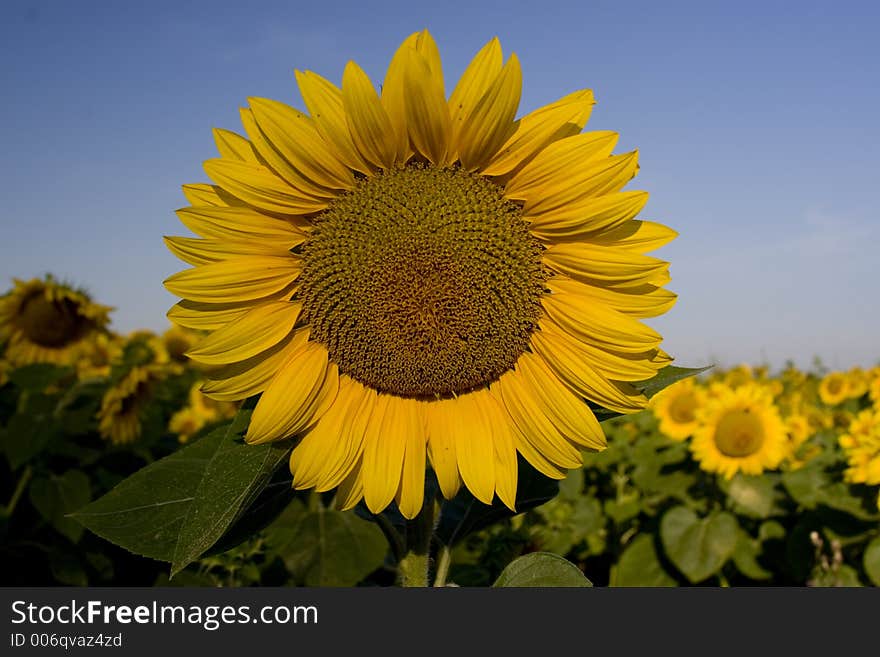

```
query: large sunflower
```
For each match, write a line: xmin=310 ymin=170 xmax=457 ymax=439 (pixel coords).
xmin=0 ymin=276 xmax=112 ymax=367
xmin=690 ymin=384 xmax=787 ymax=479
xmin=164 ymin=31 xmax=677 ymax=518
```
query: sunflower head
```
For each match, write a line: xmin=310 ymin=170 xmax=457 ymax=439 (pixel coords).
xmin=690 ymin=384 xmax=787 ymax=479
xmin=97 ymin=364 xmax=166 ymax=445
xmin=818 ymin=371 xmax=848 ymax=406
xmin=0 ymin=276 xmax=112 ymax=366
xmin=839 ymin=408 xmax=880 ymax=485
xmin=650 ymin=377 xmax=704 ymax=441
xmin=163 ymin=30 xmax=677 ymax=517
xmin=162 ymin=324 xmax=201 ymax=364
xmin=76 ymin=332 xmax=124 ymax=381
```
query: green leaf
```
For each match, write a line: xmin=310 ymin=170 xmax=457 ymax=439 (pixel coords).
xmin=171 ymin=409 xmax=291 ymax=575
xmin=72 ymin=412 xmax=290 ymax=567
xmin=275 ymin=508 xmax=388 ymax=586
xmin=28 ymin=470 xmax=91 ymax=542
xmin=660 ymin=506 xmax=738 ymax=583
xmin=732 ymin=529 xmax=772 ymax=580
xmin=863 ymin=536 xmax=880 ymax=586
xmin=8 ymin=363 xmax=73 ymax=390
xmin=610 ymin=534 xmax=677 ymax=587
xmin=3 ymin=394 xmax=58 ymax=468
xmin=493 ymin=552 xmax=592 ymax=587
xmin=593 ymin=365 xmax=710 ymax=421
xmin=48 ymin=548 xmax=88 ymax=586
xmin=781 ymin=466 xmax=828 ymax=509
xmin=723 ymin=474 xmax=782 ymax=519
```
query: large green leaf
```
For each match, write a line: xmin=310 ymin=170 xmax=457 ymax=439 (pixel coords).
xmin=171 ymin=410 xmax=290 ymax=575
xmin=731 ymin=528 xmax=772 ymax=580
xmin=2 ymin=394 xmax=58 ymax=468
xmin=269 ymin=505 xmax=388 ymax=586
xmin=610 ymin=534 xmax=677 ymax=587
xmin=72 ymin=412 xmax=290 ymax=567
xmin=660 ymin=506 xmax=738 ymax=583
xmin=493 ymin=552 xmax=592 ymax=587
xmin=28 ymin=470 xmax=91 ymax=542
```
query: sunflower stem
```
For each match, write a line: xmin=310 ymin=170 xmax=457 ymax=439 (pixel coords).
xmin=397 ymin=497 xmax=439 ymax=587
xmin=4 ymin=465 xmax=33 ymax=518
xmin=432 ymin=544 xmax=452 ymax=587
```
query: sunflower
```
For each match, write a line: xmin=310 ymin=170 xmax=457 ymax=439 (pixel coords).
xmin=650 ymin=377 xmax=703 ymax=440
xmin=690 ymin=384 xmax=787 ymax=479
xmin=164 ymin=30 xmax=677 ymax=518
xmin=0 ymin=276 xmax=112 ymax=367
xmin=818 ymin=371 xmax=848 ymax=406
xmin=76 ymin=332 xmax=124 ymax=380
xmin=839 ymin=408 xmax=880 ymax=485
xmin=162 ymin=324 xmax=201 ymax=364
xmin=169 ymin=381 xmax=239 ymax=443
xmin=97 ymin=364 xmax=166 ymax=444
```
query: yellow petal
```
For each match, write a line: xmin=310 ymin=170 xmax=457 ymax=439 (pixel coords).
xmin=396 ymin=399 xmax=428 ymax=519
xmin=362 ymin=395 xmax=409 ymax=514
xmin=163 ymin=236 xmax=299 ymax=266
xmin=182 ymin=184 xmax=231 ymax=207
xmin=482 ymin=89 xmax=595 ymax=177
xmin=203 ymin=158 xmax=328 ymax=215
xmin=585 ymin=220 xmax=678 ymax=253
xmin=533 ymin=318 xmax=661 ymax=381
xmin=543 ymin=242 xmax=669 ymax=288
xmin=514 ymin=352 xmax=606 ymax=451
xmin=175 ymin=204 xmax=307 ymax=242
xmin=457 ymin=54 xmax=522 ymax=171
xmin=213 ymin=128 xmax=259 ymax=163
xmin=450 ymin=390 xmax=496 ymax=505
xmin=521 ymin=151 xmax=640 ymax=214
xmin=245 ymin=340 xmax=331 ymax=444
xmin=541 ymin=285 xmax=662 ymax=353
xmin=238 ymin=108 xmax=337 ymax=202
xmin=425 ymin=400 xmax=461 ymax=500
xmin=249 ymin=97 xmax=354 ymax=190
xmin=495 ymin=366 xmax=584 ymax=469
xmin=201 ymin=329 xmax=309 ymax=401
xmin=295 ymin=70 xmax=373 ymax=175
xmin=167 ymin=292 xmax=296 ymax=331
xmin=527 ymin=191 xmax=649 ymax=240
xmin=306 ymin=379 xmax=377 ymax=492
xmin=334 ymin=461 xmax=365 ymax=511
xmin=186 ymin=301 xmax=302 ymax=365
xmin=549 ymin=275 xmax=677 ymax=319
xmin=402 ymin=47 xmax=452 ymax=165
xmin=164 ymin=256 xmax=301 ymax=303
xmin=482 ymin=392 xmax=518 ymax=511
xmin=448 ymin=38 xmax=503 ymax=159
xmin=506 ymin=131 xmax=618 ymax=198
xmin=342 ymin=61 xmax=397 ymax=169
xmin=530 ymin=319 xmax=647 ymax=413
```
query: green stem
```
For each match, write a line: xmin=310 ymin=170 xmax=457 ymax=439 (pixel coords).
xmin=432 ymin=544 xmax=452 ymax=587
xmin=4 ymin=465 xmax=33 ymax=518
xmin=397 ymin=497 xmax=439 ymax=587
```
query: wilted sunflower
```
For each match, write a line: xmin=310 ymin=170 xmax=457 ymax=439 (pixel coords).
xmin=0 ymin=276 xmax=112 ymax=367
xmin=164 ymin=30 xmax=677 ymax=518
xmin=650 ymin=377 xmax=703 ymax=440
xmin=690 ymin=384 xmax=787 ymax=479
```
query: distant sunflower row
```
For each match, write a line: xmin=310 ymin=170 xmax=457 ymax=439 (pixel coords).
xmin=0 ymin=275 xmax=237 ymax=444
xmin=650 ymin=362 xmax=880 ymax=495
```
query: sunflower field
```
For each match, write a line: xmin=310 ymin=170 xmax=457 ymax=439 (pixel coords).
xmin=1 ymin=274 xmax=878 ymax=587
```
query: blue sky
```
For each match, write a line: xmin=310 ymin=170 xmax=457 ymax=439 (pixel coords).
xmin=1 ymin=0 xmax=877 ymax=372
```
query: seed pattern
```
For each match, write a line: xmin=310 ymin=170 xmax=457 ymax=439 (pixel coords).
xmin=298 ymin=164 xmax=546 ymax=398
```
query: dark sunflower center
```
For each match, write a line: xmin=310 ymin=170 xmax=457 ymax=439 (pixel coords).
xmin=17 ymin=292 xmax=91 ymax=348
xmin=714 ymin=410 xmax=765 ymax=457
xmin=298 ymin=164 xmax=545 ymax=398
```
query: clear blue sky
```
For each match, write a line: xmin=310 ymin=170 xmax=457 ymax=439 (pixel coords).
xmin=1 ymin=0 xmax=877 ymax=372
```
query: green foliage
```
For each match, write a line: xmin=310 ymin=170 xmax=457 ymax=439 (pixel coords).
xmin=493 ymin=552 xmax=592 ymax=587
